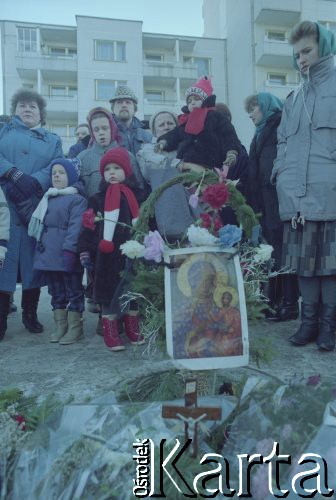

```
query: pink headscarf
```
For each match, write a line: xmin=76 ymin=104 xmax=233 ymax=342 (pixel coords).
xmin=86 ymin=107 xmax=121 ymax=145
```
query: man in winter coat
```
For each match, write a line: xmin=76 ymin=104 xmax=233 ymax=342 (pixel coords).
xmin=109 ymin=85 xmax=152 ymax=157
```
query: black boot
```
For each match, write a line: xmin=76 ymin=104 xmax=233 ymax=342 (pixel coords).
xmin=271 ymin=301 xmax=299 ymax=322
xmin=316 ymin=304 xmax=336 ymax=352
xmin=0 ymin=292 xmax=10 ymax=341
xmin=289 ymin=303 xmax=319 ymax=346
xmin=21 ymin=288 xmax=44 ymax=333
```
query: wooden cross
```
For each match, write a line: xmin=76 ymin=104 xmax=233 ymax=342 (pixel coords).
xmin=162 ymin=377 xmax=222 ymax=457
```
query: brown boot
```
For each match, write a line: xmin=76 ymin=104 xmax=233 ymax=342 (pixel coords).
xmin=123 ymin=314 xmax=145 ymax=345
xmin=102 ymin=317 xmax=125 ymax=351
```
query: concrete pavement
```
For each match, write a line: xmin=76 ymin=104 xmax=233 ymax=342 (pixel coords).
xmin=1 ymin=286 xmax=335 ymax=402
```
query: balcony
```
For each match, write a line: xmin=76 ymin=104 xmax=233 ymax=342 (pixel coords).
xmin=143 ymin=61 xmax=198 ymax=81
xmin=15 ymin=50 xmax=77 ymax=74
xmin=143 ymin=99 xmax=185 ymax=117
xmin=263 ymin=80 xmax=298 ymax=101
xmin=254 ymin=0 xmax=301 ymax=26
xmin=255 ymin=40 xmax=293 ymax=68
xmin=43 ymin=95 xmax=78 ymax=121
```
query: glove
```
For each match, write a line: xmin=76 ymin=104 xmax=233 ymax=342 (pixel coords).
xmin=223 ymin=150 xmax=238 ymax=167
xmin=6 ymin=168 xmax=42 ymax=200
xmin=63 ymin=250 xmax=78 ymax=273
xmin=80 ymin=251 xmax=93 ymax=271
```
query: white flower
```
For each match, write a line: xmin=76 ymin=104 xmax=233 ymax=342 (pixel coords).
xmin=187 ymin=224 xmax=218 ymax=247
xmin=120 ymin=240 xmax=145 ymax=259
xmin=253 ymin=244 xmax=274 ymax=263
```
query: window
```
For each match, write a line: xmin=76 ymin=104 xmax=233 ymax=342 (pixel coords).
xmin=267 ymin=73 xmax=287 ymax=85
xmin=94 ymin=40 xmax=126 ymax=62
xmin=49 ymin=85 xmax=77 ymax=98
xmin=183 ymin=56 xmax=211 ymax=77
xmin=17 ymin=27 xmax=37 ymax=52
xmin=50 ymin=47 xmax=66 ymax=56
xmin=145 ymin=53 xmax=163 ymax=63
xmin=95 ymin=79 xmax=127 ymax=101
xmin=145 ymin=91 xmax=164 ymax=102
xmin=50 ymin=124 xmax=76 ymax=138
xmin=265 ymin=31 xmax=287 ymax=42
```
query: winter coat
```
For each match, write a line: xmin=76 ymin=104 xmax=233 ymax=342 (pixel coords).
xmin=78 ymin=141 xmax=146 ymax=200
xmin=160 ymin=95 xmax=241 ymax=170
xmin=271 ymin=55 xmax=336 ymax=221
xmin=0 ymin=116 xmax=63 ymax=292
xmin=247 ymin=111 xmax=282 ymax=231
xmin=68 ymin=135 xmax=90 ymax=159
xmin=77 ymin=183 xmax=135 ymax=304
xmin=113 ymin=115 xmax=153 ymax=157
xmin=33 ymin=182 xmax=87 ymax=272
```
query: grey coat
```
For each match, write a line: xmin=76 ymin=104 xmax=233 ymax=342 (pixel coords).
xmin=78 ymin=141 xmax=146 ymax=198
xmin=0 ymin=117 xmax=63 ymax=292
xmin=271 ymin=55 xmax=336 ymax=221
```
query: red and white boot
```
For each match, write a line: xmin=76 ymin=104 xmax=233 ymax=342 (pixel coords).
xmin=123 ymin=314 xmax=145 ymax=345
xmin=102 ymin=317 xmax=125 ymax=351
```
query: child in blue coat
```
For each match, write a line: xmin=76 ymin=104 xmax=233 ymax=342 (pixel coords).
xmin=28 ymin=158 xmax=87 ymax=344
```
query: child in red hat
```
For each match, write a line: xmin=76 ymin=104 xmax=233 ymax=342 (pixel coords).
xmin=78 ymin=147 xmax=144 ymax=351
xmin=156 ymin=76 xmax=241 ymax=172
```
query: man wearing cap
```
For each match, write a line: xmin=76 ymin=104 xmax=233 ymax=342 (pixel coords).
xmin=109 ymin=85 xmax=152 ymax=157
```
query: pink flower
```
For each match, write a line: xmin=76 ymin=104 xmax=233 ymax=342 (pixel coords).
xmin=189 ymin=193 xmax=199 ymax=209
xmin=143 ymin=230 xmax=165 ymax=263
xmin=215 ymin=165 xmax=229 ymax=183
xmin=14 ymin=414 xmax=26 ymax=431
xmin=213 ymin=216 xmax=223 ymax=233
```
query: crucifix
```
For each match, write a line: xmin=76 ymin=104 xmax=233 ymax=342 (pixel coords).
xmin=162 ymin=377 xmax=222 ymax=458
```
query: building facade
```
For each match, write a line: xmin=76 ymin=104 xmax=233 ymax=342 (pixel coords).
xmin=0 ymin=16 xmax=226 ymax=153
xmin=203 ymin=0 xmax=336 ymax=146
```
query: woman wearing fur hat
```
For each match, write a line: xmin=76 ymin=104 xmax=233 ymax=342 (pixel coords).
xmin=137 ymin=110 xmax=196 ymax=241
xmin=271 ymin=21 xmax=336 ymax=350
xmin=28 ymin=158 xmax=87 ymax=344
xmin=156 ymin=77 xmax=241 ymax=172
xmin=78 ymin=147 xmax=144 ymax=352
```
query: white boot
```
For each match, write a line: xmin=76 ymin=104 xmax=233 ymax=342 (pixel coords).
xmin=50 ymin=309 xmax=68 ymax=343
xmin=59 ymin=311 xmax=84 ymax=345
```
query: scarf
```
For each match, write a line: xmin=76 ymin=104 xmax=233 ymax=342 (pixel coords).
xmin=179 ymin=107 xmax=215 ymax=135
xmin=28 ymin=187 xmax=78 ymax=242
xmin=99 ymin=183 xmax=139 ymax=254
xmin=255 ymin=93 xmax=283 ymax=137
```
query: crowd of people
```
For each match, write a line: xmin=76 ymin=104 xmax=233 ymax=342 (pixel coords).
xmin=0 ymin=20 xmax=335 ymax=353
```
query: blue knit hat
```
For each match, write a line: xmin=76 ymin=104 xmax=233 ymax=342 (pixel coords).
xmin=50 ymin=158 xmax=81 ymax=186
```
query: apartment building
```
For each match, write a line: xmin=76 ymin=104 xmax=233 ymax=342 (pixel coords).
xmin=0 ymin=16 xmax=226 ymax=153
xmin=203 ymin=0 xmax=336 ymax=146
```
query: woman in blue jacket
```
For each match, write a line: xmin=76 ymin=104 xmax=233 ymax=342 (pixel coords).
xmin=0 ymin=89 xmax=63 ymax=339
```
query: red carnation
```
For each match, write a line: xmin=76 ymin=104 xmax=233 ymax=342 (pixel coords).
xmin=82 ymin=208 xmax=96 ymax=231
xmin=14 ymin=414 xmax=26 ymax=431
xmin=202 ymin=183 xmax=230 ymax=210
xmin=200 ymin=213 xmax=212 ymax=229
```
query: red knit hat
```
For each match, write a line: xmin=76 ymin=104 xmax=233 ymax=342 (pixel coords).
xmin=185 ymin=76 xmax=213 ymax=102
xmin=100 ymin=147 xmax=133 ymax=178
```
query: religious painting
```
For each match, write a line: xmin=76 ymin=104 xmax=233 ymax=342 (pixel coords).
xmin=164 ymin=246 xmax=248 ymax=369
